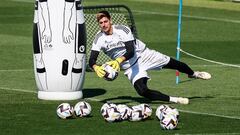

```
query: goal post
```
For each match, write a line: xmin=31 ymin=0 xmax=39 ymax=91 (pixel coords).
xmin=83 ymin=5 xmax=138 ymax=69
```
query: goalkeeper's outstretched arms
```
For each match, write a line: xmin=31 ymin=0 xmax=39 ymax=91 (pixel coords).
xmin=106 ymin=40 xmax=135 ymax=71
xmin=89 ymin=50 xmax=106 ymax=78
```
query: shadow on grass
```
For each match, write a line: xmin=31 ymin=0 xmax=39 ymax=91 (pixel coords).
xmin=188 ymin=96 xmax=214 ymax=101
xmin=101 ymin=96 xmax=215 ymax=105
xmin=100 ymin=96 xmax=151 ymax=104
xmin=179 ymin=79 xmax=196 ymax=84
xmin=82 ymin=88 xmax=106 ymax=98
xmin=82 ymin=89 xmax=213 ymax=105
xmin=189 ymin=96 xmax=214 ymax=99
xmin=100 ymin=96 xmax=169 ymax=105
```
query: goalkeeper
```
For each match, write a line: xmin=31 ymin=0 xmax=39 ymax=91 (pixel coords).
xmin=89 ymin=10 xmax=211 ymax=104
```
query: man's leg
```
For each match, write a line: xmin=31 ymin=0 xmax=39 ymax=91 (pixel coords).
xmin=133 ymin=77 xmax=189 ymax=104
xmin=163 ymin=58 xmax=211 ymax=80
xmin=163 ymin=58 xmax=194 ymax=75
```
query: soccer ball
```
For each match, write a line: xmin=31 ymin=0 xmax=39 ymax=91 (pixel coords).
xmin=159 ymin=111 xmax=178 ymax=130
xmin=156 ymin=105 xmax=179 ymax=130
xmin=100 ymin=103 xmax=117 ymax=115
xmin=116 ymin=104 xmax=131 ymax=120
xmin=56 ymin=103 xmax=74 ymax=119
xmin=100 ymin=103 xmax=121 ymax=122
xmin=156 ymin=104 xmax=170 ymax=120
xmin=166 ymin=106 xmax=179 ymax=119
xmin=104 ymin=107 xmax=121 ymax=122
xmin=156 ymin=105 xmax=179 ymax=120
xmin=102 ymin=63 xmax=118 ymax=81
xmin=138 ymin=103 xmax=152 ymax=119
xmin=129 ymin=105 xmax=144 ymax=121
xmin=74 ymin=101 xmax=91 ymax=117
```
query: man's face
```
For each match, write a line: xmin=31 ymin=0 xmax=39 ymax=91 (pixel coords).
xmin=98 ymin=17 xmax=112 ymax=34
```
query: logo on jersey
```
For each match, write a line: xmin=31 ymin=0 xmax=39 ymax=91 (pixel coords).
xmin=106 ymin=41 xmax=125 ymax=51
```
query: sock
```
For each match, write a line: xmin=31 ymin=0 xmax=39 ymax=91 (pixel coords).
xmin=169 ymin=96 xmax=178 ymax=103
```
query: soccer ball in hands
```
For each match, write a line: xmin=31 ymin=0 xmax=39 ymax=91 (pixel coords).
xmin=56 ymin=103 xmax=74 ymax=119
xmin=100 ymin=103 xmax=121 ymax=122
xmin=74 ymin=101 xmax=91 ymax=117
xmin=102 ymin=64 xmax=118 ymax=81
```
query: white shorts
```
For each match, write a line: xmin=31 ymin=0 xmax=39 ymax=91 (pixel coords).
xmin=124 ymin=48 xmax=170 ymax=85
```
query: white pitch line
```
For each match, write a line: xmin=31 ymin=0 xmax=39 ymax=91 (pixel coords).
xmin=133 ymin=10 xmax=240 ymax=24
xmin=180 ymin=49 xmax=240 ymax=68
xmin=175 ymin=133 xmax=240 ymax=135
xmin=10 ymin=0 xmax=33 ymax=3
xmin=0 ymin=87 xmax=37 ymax=94
xmin=179 ymin=110 xmax=240 ymax=120
xmin=8 ymin=0 xmax=240 ymax=24
xmin=0 ymin=69 xmax=32 ymax=72
xmin=0 ymin=15 xmax=32 ymax=17
xmin=1 ymin=87 xmax=240 ymax=120
xmin=192 ymin=64 xmax=240 ymax=68
xmin=191 ymin=64 xmax=240 ymax=68
xmin=85 ymin=97 xmax=102 ymax=102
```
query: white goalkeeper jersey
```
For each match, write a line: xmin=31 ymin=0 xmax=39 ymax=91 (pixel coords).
xmin=91 ymin=25 xmax=146 ymax=70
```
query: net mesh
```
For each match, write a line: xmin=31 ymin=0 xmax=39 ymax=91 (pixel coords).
xmin=83 ymin=5 xmax=137 ymax=67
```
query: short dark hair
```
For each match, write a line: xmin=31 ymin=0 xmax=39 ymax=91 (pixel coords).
xmin=96 ymin=10 xmax=111 ymax=22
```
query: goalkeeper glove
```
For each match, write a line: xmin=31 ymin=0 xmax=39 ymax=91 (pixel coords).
xmin=106 ymin=57 xmax=124 ymax=72
xmin=93 ymin=65 xmax=106 ymax=78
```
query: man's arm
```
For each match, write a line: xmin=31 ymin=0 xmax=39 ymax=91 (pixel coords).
xmin=123 ymin=40 xmax=135 ymax=60
xmin=106 ymin=40 xmax=135 ymax=71
xmin=89 ymin=50 xmax=106 ymax=78
xmin=106 ymin=25 xmax=135 ymax=70
xmin=89 ymin=50 xmax=99 ymax=69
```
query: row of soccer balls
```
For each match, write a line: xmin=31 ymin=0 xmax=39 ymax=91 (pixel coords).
xmin=56 ymin=101 xmax=179 ymax=130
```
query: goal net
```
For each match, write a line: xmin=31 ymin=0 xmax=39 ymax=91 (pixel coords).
xmin=83 ymin=5 xmax=138 ymax=69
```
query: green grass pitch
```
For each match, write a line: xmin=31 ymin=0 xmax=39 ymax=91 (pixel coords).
xmin=0 ymin=0 xmax=240 ymax=134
